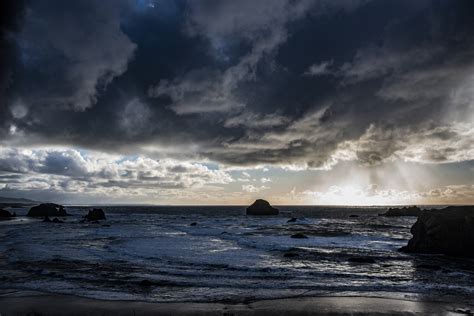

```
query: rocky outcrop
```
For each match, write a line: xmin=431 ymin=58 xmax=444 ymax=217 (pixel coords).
xmin=84 ymin=208 xmax=106 ymax=221
xmin=27 ymin=203 xmax=69 ymax=217
xmin=380 ymin=206 xmax=421 ymax=217
xmin=246 ymin=199 xmax=279 ymax=216
xmin=348 ymin=257 xmax=376 ymax=264
xmin=400 ymin=206 xmax=474 ymax=258
xmin=290 ymin=233 xmax=308 ymax=239
xmin=43 ymin=216 xmax=64 ymax=223
xmin=0 ymin=209 xmax=14 ymax=219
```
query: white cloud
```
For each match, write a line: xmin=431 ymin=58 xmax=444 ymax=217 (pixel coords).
xmin=0 ymin=146 xmax=234 ymax=199
xmin=304 ymin=60 xmax=333 ymax=76
xmin=286 ymin=184 xmax=474 ymax=205
xmin=120 ymin=98 xmax=152 ymax=137
xmin=241 ymin=184 xmax=269 ymax=193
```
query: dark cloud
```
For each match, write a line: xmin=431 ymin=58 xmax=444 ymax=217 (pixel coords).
xmin=0 ymin=0 xmax=473 ymax=172
xmin=14 ymin=0 xmax=136 ymax=111
xmin=0 ymin=0 xmax=25 ymax=137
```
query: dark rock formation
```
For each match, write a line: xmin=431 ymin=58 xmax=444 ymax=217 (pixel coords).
xmin=380 ymin=206 xmax=421 ymax=217
xmin=400 ymin=206 xmax=474 ymax=258
xmin=454 ymin=308 xmax=472 ymax=315
xmin=416 ymin=264 xmax=441 ymax=271
xmin=290 ymin=233 xmax=308 ymax=239
xmin=27 ymin=203 xmax=68 ymax=217
xmin=287 ymin=217 xmax=297 ymax=223
xmin=283 ymin=252 xmax=299 ymax=258
xmin=348 ymin=257 xmax=376 ymax=264
xmin=349 ymin=214 xmax=359 ymax=218
xmin=0 ymin=209 xmax=14 ymax=219
xmin=84 ymin=208 xmax=106 ymax=221
xmin=190 ymin=222 xmax=197 ymax=226
xmin=246 ymin=199 xmax=279 ymax=215
xmin=139 ymin=280 xmax=153 ymax=287
xmin=43 ymin=216 xmax=63 ymax=223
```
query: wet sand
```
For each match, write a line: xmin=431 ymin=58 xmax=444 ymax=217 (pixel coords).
xmin=0 ymin=290 xmax=472 ymax=315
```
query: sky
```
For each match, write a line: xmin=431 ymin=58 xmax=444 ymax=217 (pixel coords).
xmin=0 ymin=0 xmax=473 ymax=205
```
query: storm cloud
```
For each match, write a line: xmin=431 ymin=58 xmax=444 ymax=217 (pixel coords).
xmin=0 ymin=0 xmax=473 ymax=203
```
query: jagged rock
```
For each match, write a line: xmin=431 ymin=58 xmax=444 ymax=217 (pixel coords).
xmin=84 ymin=208 xmax=106 ymax=221
xmin=0 ymin=209 xmax=14 ymax=219
xmin=290 ymin=233 xmax=308 ymax=239
xmin=42 ymin=216 xmax=63 ymax=223
xmin=380 ymin=206 xmax=421 ymax=217
xmin=190 ymin=222 xmax=197 ymax=226
xmin=27 ymin=203 xmax=68 ymax=217
xmin=348 ymin=257 xmax=376 ymax=264
xmin=283 ymin=252 xmax=299 ymax=258
xmin=400 ymin=206 xmax=474 ymax=258
xmin=349 ymin=214 xmax=359 ymax=218
xmin=287 ymin=217 xmax=297 ymax=223
xmin=246 ymin=199 xmax=279 ymax=216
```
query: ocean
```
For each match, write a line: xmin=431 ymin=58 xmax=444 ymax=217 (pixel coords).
xmin=1 ymin=205 xmax=473 ymax=304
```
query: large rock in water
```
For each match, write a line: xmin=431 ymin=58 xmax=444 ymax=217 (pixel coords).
xmin=400 ymin=206 xmax=474 ymax=258
xmin=27 ymin=203 xmax=69 ymax=217
xmin=84 ymin=208 xmax=106 ymax=221
xmin=0 ymin=209 xmax=14 ymax=219
xmin=380 ymin=206 xmax=421 ymax=217
xmin=246 ymin=199 xmax=279 ymax=215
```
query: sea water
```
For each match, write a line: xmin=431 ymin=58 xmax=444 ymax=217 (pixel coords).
xmin=0 ymin=206 xmax=473 ymax=304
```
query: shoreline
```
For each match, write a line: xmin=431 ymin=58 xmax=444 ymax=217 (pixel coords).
xmin=0 ymin=290 xmax=472 ymax=315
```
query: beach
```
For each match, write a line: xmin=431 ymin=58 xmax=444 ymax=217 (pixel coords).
xmin=1 ymin=290 xmax=473 ymax=315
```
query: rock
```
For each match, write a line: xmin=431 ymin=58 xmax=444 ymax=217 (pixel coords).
xmin=43 ymin=216 xmax=63 ymax=223
xmin=455 ymin=308 xmax=472 ymax=315
xmin=27 ymin=203 xmax=69 ymax=217
xmin=102 ymin=224 xmax=111 ymax=227
xmin=283 ymin=252 xmax=299 ymax=258
xmin=139 ymin=280 xmax=153 ymax=287
xmin=287 ymin=217 xmax=297 ymax=223
xmin=349 ymin=214 xmax=359 ymax=218
xmin=0 ymin=209 xmax=14 ymax=219
xmin=416 ymin=264 xmax=441 ymax=271
xmin=290 ymin=233 xmax=308 ymax=239
xmin=246 ymin=199 xmax=279 ymax=216
xmin=400 ymin=206 xmax=474 ymax=258
xmin=190 ymin=222 xmax=197 ymax=226
xmin=380 ymin=206 xmax=421 ymax=217
xmin=84 ymin=208 xmax=106 ymax=221
xmin=348 ymin=257 xmax=376 ymax=264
